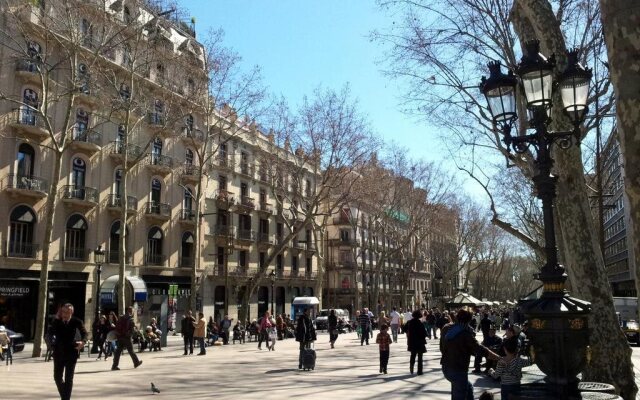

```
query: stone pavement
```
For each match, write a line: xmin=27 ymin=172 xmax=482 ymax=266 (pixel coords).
xmin=0 ymin=330 xmax=620 ymax=400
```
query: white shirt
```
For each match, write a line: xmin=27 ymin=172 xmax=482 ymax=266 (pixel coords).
xmin=390 ymin=311 xmax=400 ymax=325
xmin=404 ymin=312 xmax=412 ymax=322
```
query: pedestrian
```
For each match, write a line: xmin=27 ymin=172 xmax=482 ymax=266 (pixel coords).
xmin=111 ymin=306 xmax=143 ymax=371
xmin=367 ymin=308 xmax=375 ymax=338
xmin=276 ymin=314 xmax=284 ymax=340
xmin=358 ymin=308 xmax=371 ymax=345
xmin=48 ymin=303 xmax=87 ymax=400
xmin=193 ymin=312 xmax=206 ymax=355
xmin=376 ymin=324 xmax=392 ymax=374
xmin=94 ymin=315 xmax=110 ymax=360
xmin=220 ymin=315 xmax=233 ymax=345
xmin=441 ymin=309 xmax=499 ymax=400
xmin=181 ymin=311 xmax=195 ymax=355
xmin=295 ymin=308 xmax=316 ymax=369
xmin=389 ymin=307 xmax=401 ymax=343
xmin=473 ymin=327 xmax=503 ymax=373
xmin=257 ymin=311 xmax=273 ymax=350
xmin=480 ymin=313 xmax=492 ymax=339
xmin=488 ymin=338 xmax=532 ymax=400
xmin=355 ymin=310 xmax=362 ymax=338
xmin=406 ymin=310 xmax=427 ymax=375
xmin=328 ymin=309 xmax=338 ymax=349
xmin=0 ymin=325 xmax=11 ymax=363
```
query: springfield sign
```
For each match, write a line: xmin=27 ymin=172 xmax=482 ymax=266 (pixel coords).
xmin=0 ymin=285 xmax=30 ymax=297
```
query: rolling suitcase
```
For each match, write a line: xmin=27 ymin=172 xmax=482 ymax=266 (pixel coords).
xmin=301 ymin=345 xmax=316 ymax=371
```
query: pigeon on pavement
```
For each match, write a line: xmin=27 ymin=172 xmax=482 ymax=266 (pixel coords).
xmin=151 ymin=382 xmax=161 ymax=394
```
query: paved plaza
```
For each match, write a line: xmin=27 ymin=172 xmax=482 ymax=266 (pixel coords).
xmin=3 ymin=331 xmax=640 ymax=399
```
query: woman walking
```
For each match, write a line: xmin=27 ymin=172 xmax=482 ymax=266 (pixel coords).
xmin=406 ymin=310 xmax=427 ymax=375
xmin=328 ymin=309 xmax=338 ymax=349
xmin=258 ymin=311 xmax=273 ymax=350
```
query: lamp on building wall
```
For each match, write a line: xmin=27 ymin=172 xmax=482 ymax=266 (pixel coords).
xmin=93 ymin=245 xmax=105 ymax=322
xmin=269 ymin=270 xmax=276 ymax=315
xmin=479 ymin=40 xmax=592 ymax=398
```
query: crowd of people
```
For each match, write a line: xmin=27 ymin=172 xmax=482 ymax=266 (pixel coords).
xmin=45 ymin=302 xmax=531 ymax=400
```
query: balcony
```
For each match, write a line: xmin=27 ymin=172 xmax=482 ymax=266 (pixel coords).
xmin=256 ymin=201 xmax=274 ymax=216
xmin=332 ymin=215 xmax=351 ymax=225
xmin=213 ymin=189 xmax=235 ymax=209
xmin=63 ymin=247 xmax=88 ymax=262
xmin=110 ymin=141 xmax=143 ymax=164
xmin=107 ymin=194 xmax=138 ymax=214
xmin=180 ymin=127 xmax=205 ymax=144
xmin=329 ymin=237 xmax=360 ymax=247
xmin=210 ymin=224 xmax=236 ymax=239
xmin=15 ymin=59 xmax=41 ymax=84
xmin=146 ymin=153 xmax=174 ymax=175
xmin=145 ymin=253 xmax=166 ymax=266
xmin=9 ymin=108 xmax=49 ymax=141
xmin=304 ymin=242 xmax=317 ymax=253
xmin=236 ymin=229 xmax=255 ymax=242
xmin=144 ymin=201 xmax=171 ymax=221
xmin=4 ymin=241 xmax=38 ymax=259
xmin=256 ymin=232 xmax=273 ymax=247
xmin=106 ymin=250 xmax=132 ymax=265
xmin=235 ymin=195 xmax=255 ymax=213
xmin=75 ymin=83 xmax=98 ymax=108
xmin=61 ymin=185 xmax=98 ymax=207
xmin=2 ymin=174 xmax=48 ymax=199
xmin=69 ymin=129 xmax=101 ymax=153
xmin=303 ymin=271 xmax=318 ymax=280
xmin=257 ymin=169 xmax=271 ymax=184
xmin=229 ymin=266 xmax=257 ymax=278
xmin=181 ymin=163 xmax=201 ymax=184
xmin=291 ymin=241 xmax=306 ymax=252
xmin=275 ymin=235 xmax=288 ymax=247
xmin=179 ymin=209 xmax=197 ymax=224
xmin=146 ymin=112 xmax=167 ymax=134
xmin=211 ymin=155 xmax=234 ymax=172
xmin=180 ymin=256 xmax=195 ymax=268
xmin=237 ymin=162 xmax=254 ymax=179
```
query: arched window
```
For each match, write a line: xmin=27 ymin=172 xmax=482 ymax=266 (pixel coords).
xmin=71 ymin=157 xmax=86 ymax=188
xmin=183 ymin=188 xmax=193 ymax=211
xmin=151 ymin=178 xmax=162 ymax=204
xmin=65 ymin=214 xmax=87 ymax=261
xmin=74 ymin=109 xmax=89 ymax=139
xmin=108 ymin=220 xmax=129 ymax=263
xmin=151 ymin=137 xmax=162 ymax=164
xmin=155 ymin=63 xmax=164 ymax=82
xmin=147 ymin=227 xmax=164 ymax=265
xmin=123 ymin=6 xmax=131 ymax=23
xmin=185 ymin=114 xmax=194 ymax=132
xmin=185 ymin=148 xmax=194 ymax=166
xmin=17 ymin=143 xmax=35 ymax=177
xmin=113 ymin=169 xmax=122 ymax=196
xmin=181 ymin=232 xmax=194 ymax=267
xmin=119 ymin=83 xmax=130 ymax=100
xmin=9 ymin=205 xmax=36 ymax=257
xmin=187 ymin=78 xmax=195 ymax=95
xmin=21 ymin=89 xmax=38 ymax=125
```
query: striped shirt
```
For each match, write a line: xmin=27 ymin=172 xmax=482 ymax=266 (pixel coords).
xmin=358 ymin=313 xmax=371 ymax=328
xmin=490 ymin=356 xmax=532 ymax=384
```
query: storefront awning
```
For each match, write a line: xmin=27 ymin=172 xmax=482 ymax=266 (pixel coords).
xmin=292 ymin=296 xmax=320 ymax=305
xmin=100 ymin=275 xmax=147 ymax=304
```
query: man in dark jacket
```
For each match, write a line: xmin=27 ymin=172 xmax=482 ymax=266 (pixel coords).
xmin=406 ymin=310 xmax=427 ymax=375
xmin=358 ymin=308 xmax=371 ymax=345
xmin=181 ymin=311 xmax=195 ymax=355
xmin=441 ymin=309 xmax=499 ymax=400
xmin=472 ymin=326 xmax=503 ymax=373
xmin=111 ymin=306 xmax=142 ymax=371
xmin=480 ymin=313 xmax=492 ymax=339
xmin=49 ymin=303 xmax=87 ymax=400
xmin=296 ymin=308 xmax=316 ymax=369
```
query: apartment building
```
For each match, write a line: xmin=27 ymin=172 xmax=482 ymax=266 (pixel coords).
xmin=323 ymin=180 xmax=439 ymax=315
xmin=601 ymin=131 xmax=636 ymax=297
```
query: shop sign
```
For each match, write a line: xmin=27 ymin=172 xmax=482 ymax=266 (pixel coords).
xmin=0 ymin=285 xmax=30 ymax=297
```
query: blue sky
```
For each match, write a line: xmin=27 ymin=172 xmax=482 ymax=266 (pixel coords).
xmin=180 ymin=0 xmax=448 ymax=166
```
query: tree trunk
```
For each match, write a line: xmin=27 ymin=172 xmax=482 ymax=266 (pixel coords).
xmin=32 ymin=152 xmax=63 ymax=357
xmin=599 ymin=0 xmax=640 ymax=321
xmin=513 ymin=1 xmax=637 ymax=397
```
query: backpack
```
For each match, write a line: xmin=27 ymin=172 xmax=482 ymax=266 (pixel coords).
xmin=115 ymin=315 xmax=130 ymax=338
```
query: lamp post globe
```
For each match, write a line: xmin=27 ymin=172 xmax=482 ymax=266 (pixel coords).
xmin=559 ymin=49 xmax=593 ymax=128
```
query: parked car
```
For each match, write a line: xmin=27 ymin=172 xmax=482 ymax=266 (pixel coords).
xmin=623 ymin=320 xmax=640 ymax=345
xmin=5 ymin=328 xmax=25 ymax=353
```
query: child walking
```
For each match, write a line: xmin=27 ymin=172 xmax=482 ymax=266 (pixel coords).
xmin=376 ymin=324 xmax=392 ymax=374
xmin=489 ymin=338 xmax=532 ymax=400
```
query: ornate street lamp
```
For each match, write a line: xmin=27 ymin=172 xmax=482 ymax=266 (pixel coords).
xmin=480 ymin=40 xmax=592 ymax=399
xmin=269 ymin=270 xmax=276 ymax=315
xmin=93 ymin=245 xmax=105 ymax=322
